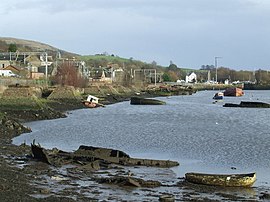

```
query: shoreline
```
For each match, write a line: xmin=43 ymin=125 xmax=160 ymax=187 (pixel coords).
xmin=0 ymin=86 xmax=187 ymax=201
xmin=1 ymin=87 xmax=270 ymax=201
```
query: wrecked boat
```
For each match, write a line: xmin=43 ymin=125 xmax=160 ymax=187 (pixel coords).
xmin=31 ymin=143 xmax=179 ymax=168
xmin=82 ymin=95 xmax=104 ymax=108
xmin=130 ymin=97 xmax=166 ymax=105
xmin=223 ymin=87 xmax=244 ymax=97
xmin=94 ymin=176 xmax=162 ymax=188
xmin=31 ymin=141 xmax=50 ymax=164
xmin=185 ymin=172 xmax=256 ymax=187
xmin=223 ymin=101 xmax=270 ymax=108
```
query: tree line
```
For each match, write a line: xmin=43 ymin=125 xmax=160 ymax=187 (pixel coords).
xmin=52 ymin=59 xmax=270 ymax=87
xmin=201 ymin=65 xmax=270 ymax=84
xmin=161 ymin=63 xmax=270 ymax=84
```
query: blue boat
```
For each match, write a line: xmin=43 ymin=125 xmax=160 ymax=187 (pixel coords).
xmin=213 ymin=92 xmax=224 ymax=100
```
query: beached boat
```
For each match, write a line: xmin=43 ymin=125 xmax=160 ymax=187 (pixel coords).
xmin=185 ymin=172 xmax=256 ymax=187
xmin=82 ymin=101 xmax=98 ymax=108
xmin=130 ymin=97 xmax=166 ymax=105
xmin=223 ymin=87 xmax=244 ymax=97
xmin=213 ymin=92 xmax=224 ymax=100
xmin=82 ymin=95 xmax=104 ymax=108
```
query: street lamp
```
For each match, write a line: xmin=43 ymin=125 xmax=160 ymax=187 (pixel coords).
xmin=215 ymin=56 xmax=222 ymax=83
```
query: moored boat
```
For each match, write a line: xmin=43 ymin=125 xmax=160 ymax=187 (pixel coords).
xmin=213 ymin=92 xmax=224 ymax=100
xmin=185 ymin=172 xmax=256 ymax=187
xmin=223 ymin=87 xmax=244 ymax=97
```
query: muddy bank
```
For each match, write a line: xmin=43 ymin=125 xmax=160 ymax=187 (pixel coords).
xmin=1 ymin=85 xmax=270 ymax=201
xmin=0 ymin=84 xmax=195 ymax=121
xmin=1 ymin=140 xmax=268 ymax=201
xmin=0 ymin=118 xmax=79 ymax=201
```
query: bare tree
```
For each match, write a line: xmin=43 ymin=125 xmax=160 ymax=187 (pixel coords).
xmin=53 ymin=61 xmax=88 ymax=87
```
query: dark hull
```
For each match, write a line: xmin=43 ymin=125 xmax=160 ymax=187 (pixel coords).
xmin=223 ymin=101 xmax=270 ymax=108
xmin=213 ymin=96 xmax=223 ymax=100
xmin=130 ymin=97 xmax=166 ymax=105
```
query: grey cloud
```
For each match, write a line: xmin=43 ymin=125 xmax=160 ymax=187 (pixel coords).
xmin=1 ymin=0 xmax=270 ymax=69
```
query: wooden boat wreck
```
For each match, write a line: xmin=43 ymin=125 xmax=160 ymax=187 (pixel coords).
xmin=31 ymin=143 xmax=179 ymax=168
xmin=223 ymin=101 xmax=270 ymax=108
xmin=223 ymin=87 xmax=244 ymax=97
xmin=130 ymin=97 xmax=166 ymax=105
xmin=82 ymin=95 xmax=104 ymax=108
xmin=185 ymin=172 xmax=256 ymax=187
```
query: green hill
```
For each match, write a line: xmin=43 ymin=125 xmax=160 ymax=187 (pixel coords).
xmin=0 ymin=37 xmax=78 ymax=58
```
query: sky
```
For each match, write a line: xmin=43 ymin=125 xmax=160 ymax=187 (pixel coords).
xmin=1 ymin=0 xmax=270 ymax=70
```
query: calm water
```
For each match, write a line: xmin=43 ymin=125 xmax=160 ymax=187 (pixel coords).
xmin=13 ymin=90 xmax=270 ymax=187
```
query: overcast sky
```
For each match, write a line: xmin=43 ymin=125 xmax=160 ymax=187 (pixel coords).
xmin=1 ymin=0 xmax=270 ymax=70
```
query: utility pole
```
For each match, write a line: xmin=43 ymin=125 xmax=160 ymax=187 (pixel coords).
xmin=215 ymin=56 xmax=222 ymax=83
xmin=45 ymin=52 xmax=48 ymax=86
xmin=111 ymin=66 xmax=113 ymax=83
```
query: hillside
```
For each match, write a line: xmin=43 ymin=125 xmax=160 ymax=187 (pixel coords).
xmin=79 ymin=54 xmax=150 ymax=68
xmin=0 ymin=37 xmax=78 ymax=58
xmin=0 ymin=37 xmax=203 ymax=79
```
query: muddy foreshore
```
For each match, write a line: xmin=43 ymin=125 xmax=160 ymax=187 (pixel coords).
xmin=1 ymin=89 xmax=270 ymax=201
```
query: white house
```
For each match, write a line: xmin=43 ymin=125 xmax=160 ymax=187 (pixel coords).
xmin=224 ymin=79 xmax=229 ymax=85
xmin=185 ymin=72 xmax=197 ymax=83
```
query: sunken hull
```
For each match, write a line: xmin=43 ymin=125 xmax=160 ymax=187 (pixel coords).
xmin=185 ymin=172 xmax=256 ymax=187
xmin=130 ymin=97 xmax=166 ymax=105
xmin=224 ymin=88 xmax=244 ymax=97
xmin=223 ymin=101 xmax=270 ymax=108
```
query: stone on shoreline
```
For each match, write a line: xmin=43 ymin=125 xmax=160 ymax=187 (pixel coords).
xmin=0 ymin=115 xmax=31 ymax=141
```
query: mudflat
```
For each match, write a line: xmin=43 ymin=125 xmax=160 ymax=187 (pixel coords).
xmin=1 ymin=88 xmax=270 ymax=201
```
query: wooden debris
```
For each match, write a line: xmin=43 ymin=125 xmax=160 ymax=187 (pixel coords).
xmin=94 ymin=176 xmax=161 ymax=188
xmin=31 ymin=142 xmax=50 ymax=164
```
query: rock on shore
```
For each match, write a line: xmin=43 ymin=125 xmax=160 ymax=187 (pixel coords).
xmin=0 ymin=115 xmax=31 ymax=143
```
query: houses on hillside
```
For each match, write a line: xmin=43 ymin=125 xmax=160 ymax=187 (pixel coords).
xmin=0 ymin=52 xmax=51 ymax=79
xmin=3 ymin=64 xmax=21 ymax=74
xmin=0 ymin=52 xmax=89 ymax=80
xmin=3 ymin=51 xmax=241 ymax=86
xmin=89 ymin=64 xmax=125 ymax=83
